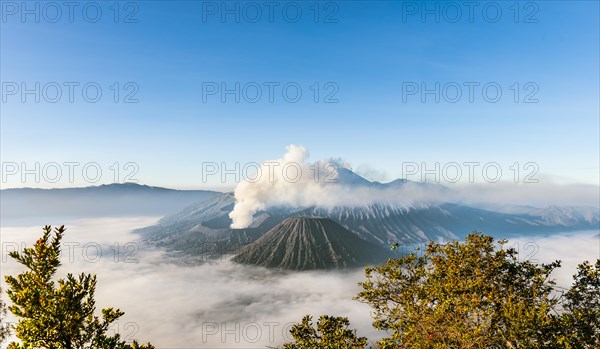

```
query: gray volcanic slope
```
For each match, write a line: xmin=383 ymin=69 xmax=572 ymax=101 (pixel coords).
xmin=232 ymin=217 xmax=393 ymax=270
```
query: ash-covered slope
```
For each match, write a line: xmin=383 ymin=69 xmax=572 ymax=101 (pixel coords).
xmin=137 ymin=192 xmax=284 ymax=256
xmin=232 ymin=217 xmax=392 ymax=270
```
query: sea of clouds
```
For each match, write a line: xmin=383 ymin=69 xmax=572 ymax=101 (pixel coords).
xmin=1 ymin=217 xmax=598 ymax=348
xmin=0 ymin=217 xmax=378 ymax=348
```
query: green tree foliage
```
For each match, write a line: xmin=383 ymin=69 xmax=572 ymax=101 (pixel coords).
xmin=356 ymin=233 xmax=562 ymax=348
xmin=282 ymin=315 xmax=368 ymax=349
xmin=286 ymin=232 xmax=599 ymax=348
xmin=357 ymin=233 xmax=600 ymax=348
xmin=4 ymin=225 xmax=154 ymax=349
xmin=0 ymin=286 xmax=10 ymax=343
xmin=556 ymin=260 xmax=600 ymax=348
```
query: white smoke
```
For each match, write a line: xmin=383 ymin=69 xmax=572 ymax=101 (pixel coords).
xmin=228 ymin=145 xmax=425 ymax=228
xmin=229 ymin=146 xmax=600 ymax=229
xmin=229 ymin=145 xmax=341 ymax=228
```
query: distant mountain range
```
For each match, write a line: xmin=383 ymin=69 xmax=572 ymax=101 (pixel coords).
xmin=0 ymin=183 xmax=218 ymax=225
xmin=135 ymin=170 xmax=599 ymax=269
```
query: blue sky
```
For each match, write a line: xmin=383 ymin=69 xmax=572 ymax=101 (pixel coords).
xmin=1 ymin=0 xmax=598 ymax=189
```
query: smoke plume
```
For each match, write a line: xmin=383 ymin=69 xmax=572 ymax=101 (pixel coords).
xmin=229 ymin=146 xmax=600 ymax=229
xmin=229 ymin=145 xmax=343 ymax=228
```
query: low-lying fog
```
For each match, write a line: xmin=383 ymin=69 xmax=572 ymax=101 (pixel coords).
xmin=1 ymin=217 xmax=598 ymax=348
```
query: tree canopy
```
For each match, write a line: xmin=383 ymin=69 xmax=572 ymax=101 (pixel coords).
xmin=284 ymin=232 xmax=600 ymax=349
xmin=556 ymin=259 xmax=600 ymax=348
xmin=4 ymin=225 xmax=154 ymax=349
xmin=282 ymin=314 xmax=368 ymax=349
xmin=0 ymin=286 xmax=10 ymax=343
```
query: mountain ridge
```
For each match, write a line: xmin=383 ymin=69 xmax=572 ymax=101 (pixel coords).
xmin=136 ymin=190 xmax=599 ymax=261
xmin=1 ymin=183 xmax=219 ymax=225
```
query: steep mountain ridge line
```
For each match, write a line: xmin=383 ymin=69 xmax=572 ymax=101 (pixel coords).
xmin=232 ymin=217 xmax=394 ymax=270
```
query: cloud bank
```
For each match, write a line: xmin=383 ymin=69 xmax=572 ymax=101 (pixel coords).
xmin=1 ymin=218 xmax=598 ymax=348
xmin=0 ymin=218 xmax=379 ymax=348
